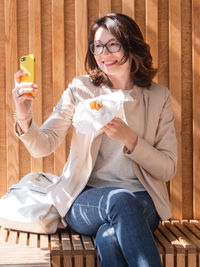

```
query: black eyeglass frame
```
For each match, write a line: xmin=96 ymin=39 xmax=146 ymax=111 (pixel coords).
xmin=89 ymin=40 xmax=122 ymax=56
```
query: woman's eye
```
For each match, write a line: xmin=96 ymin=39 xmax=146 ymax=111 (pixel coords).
xmin=110 ymin=42 xmax=119 ymax=46
xmin=95 ymin=44 xmax=102 ymax=48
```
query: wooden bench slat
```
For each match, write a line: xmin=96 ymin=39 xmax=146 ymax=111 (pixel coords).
xmin=159 ymin=223 xmax=186 ymax=267
xmin=182 ymin=220 xmax=200 ymax=267
xmin=50 ymin=233 xmax=60 ymax=254
xmin=82 ymin=235 xmax=95 ymax=251
xmin=174 ymin=222 xmax=200 ymax=249
xmin=63 ymin=256 xmax=73 ymax=267
xmin=0 ymin=242 xmax=50 ymax=266
xmin=159 ymin=223 xmax=185 ymax=252
xmin=7 ymin=229 xmax=17 ymax=244
xmin=50 ymin=233 xmax=61 ymax=267
xmin=40 ymin=234 xmax=49 ymax=249
xmin=0 ymin=227 xmax=8 ymax=242
xmin=183 ymin=221 xmax=200 ymax=240
xmin=82 ymin=235 xmax=96 ymax=267
xmin=164 ymin=221 xmax=197 ymax=267
xmin=173 ymin=222 xmax=198 ymax=267
xmin=165 ymin=221 xmax=196 ymax=250
xmin=85 ymin=255 xmax=96 ymax=267
xmin=190 ymin=220 xmax=200 ymax=232
xmin=29 ymin=233 xmax=38 ymax=248
xmin=61 ymin=231 xmax=72 ymax=251
xmin=71 ymin=231 xmax=84 ymax=267
xmin=61 ymin=231 xmax=73 ymax=267
xmin=71 ymin=231 xmax=84 ymax=252
xmin=18 ymin=231 xmax=28 ymax=246
xmin=154 ymin=229 xmax=174 ymax=253
xmin=154 ymin=228 xmax=174 ymax=267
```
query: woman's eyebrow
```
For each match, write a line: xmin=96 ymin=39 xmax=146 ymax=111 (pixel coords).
xmin=94 ymin=38 xmax=117 ymax=43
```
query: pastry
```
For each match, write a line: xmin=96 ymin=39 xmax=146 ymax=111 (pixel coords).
xmin=89 ymin=100 xmax=103 ymax=111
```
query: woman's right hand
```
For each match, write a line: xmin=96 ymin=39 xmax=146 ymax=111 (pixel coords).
xmin=12 ymin=70 xmax=38 ymax=120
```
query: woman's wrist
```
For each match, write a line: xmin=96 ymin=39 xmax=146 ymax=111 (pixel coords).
xmin=14 ymin=112 xmax=33 ymax=134
xmin=14 ymin=112 xmax=32 ymax=122
xmin=123 ymin=130 xmax=138 ymax=154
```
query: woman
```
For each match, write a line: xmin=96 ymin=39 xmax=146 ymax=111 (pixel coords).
xmin=13 ymin=13 xmax=177 ymax=267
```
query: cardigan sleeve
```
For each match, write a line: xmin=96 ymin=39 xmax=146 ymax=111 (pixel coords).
xmin=14 ymin=80 xmax=76 ymax=158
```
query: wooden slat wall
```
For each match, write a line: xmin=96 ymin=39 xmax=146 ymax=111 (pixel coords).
xmin=29 ymin=0 xmax=43 ymax=173
xmin=52 ymin=0 xmax=66 ymax=175
xmin=0 ymin=0 xmax=199 ymax=220
xmin=169 ymin=0 xmax=183 ymax=220
xmin=193 ymin=0 xmax=200 ymax=219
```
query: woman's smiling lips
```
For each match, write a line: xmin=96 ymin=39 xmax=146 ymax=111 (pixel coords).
xmin=102 ymin=60 xmax=118 ymax=66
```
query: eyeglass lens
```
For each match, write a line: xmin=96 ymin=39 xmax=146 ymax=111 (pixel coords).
xmin=90 ymin=40 xmax=121 ymax=55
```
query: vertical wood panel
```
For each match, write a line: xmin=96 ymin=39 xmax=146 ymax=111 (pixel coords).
xmin=41 ymin=0 xmax=54 ymax=174
xmin=99 ymin=0 xmax=111 ymax=17
xmin=181 ymin=0 xmax=193 ymax=219
xmin=88 ymin=0 xmax=99 ymax=28
xmin=0 ymin=0 xmax=6 ymax=196
xmin=193 ymin=0 xmax=200 ymax=219
xmin=4 ymin=0 xmax=19 ymax=187
xmin=135 ymin=0 xmax=146 ymax=39
xmin=52 ymin=0 xmax=66 ymax=175
xmin=28 ymin=0 xmax=43 ymax=172
xmin=157 ymin=0 xmax=169 ymax=196
xmin=64 ymin=0 xmax=75 ymax=159
xmin=111 ymin=0 xmax=122 ymax=13
xmin=17 ymin=0 xmax=31 ymax=178
xmin=65 ymin=0 xmax=75 ymax=85
xmin=122 ymin=0 xmax=135 ymax=19
xmin=75 ymin=0 xmax=87 ymax=76
xmin=169 ymin=0 xmax=183 ymax=219
xmin=146 ymin=0 xmax=158 ymax=82
xmin=157 ymin=0 xmax=169 ymax=87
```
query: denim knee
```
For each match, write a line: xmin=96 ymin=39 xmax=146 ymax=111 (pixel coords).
xmin=106 ymin=189 xmax=143 ymax=216
xmin=95 ymin=224 xmax=118 ymax=252
xmin=95 ymin=223 xmax=128 ymax=267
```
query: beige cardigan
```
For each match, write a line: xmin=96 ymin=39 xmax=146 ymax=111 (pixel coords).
xmin=15 ymin=75 xmax=177 ymax=221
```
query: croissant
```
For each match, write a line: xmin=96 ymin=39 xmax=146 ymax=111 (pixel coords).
xmin=89 ymin=100 xmax=103 ymax=111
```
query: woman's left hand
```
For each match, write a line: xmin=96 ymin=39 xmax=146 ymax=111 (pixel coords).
xmin=101 ymin=117 xmax=138 ymax=153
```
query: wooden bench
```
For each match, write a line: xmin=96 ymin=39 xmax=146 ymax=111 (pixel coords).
xmin=1 ymin=220 xmax=200 ymax=267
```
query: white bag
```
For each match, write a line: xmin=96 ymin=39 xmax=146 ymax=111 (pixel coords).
xmin=0 ymin=172 xmax=66 ymax=234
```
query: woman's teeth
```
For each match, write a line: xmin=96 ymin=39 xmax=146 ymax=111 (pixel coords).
xmin=103 ymin=60 xmax=117 ymax=65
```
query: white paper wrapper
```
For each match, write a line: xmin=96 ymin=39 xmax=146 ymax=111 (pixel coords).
xmin=72 ymin=91 xmax=134 ymax=134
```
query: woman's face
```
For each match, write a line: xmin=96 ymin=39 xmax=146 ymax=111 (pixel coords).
xmin=93 ymin=27 xmax=132 ymax=79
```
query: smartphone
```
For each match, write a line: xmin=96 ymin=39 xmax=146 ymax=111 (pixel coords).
xmin=20 ymin=54 xmax=35 ymax=95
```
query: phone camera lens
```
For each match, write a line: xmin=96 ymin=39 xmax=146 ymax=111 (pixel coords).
xmin=21 ymin=57 xmax=26 ymax=61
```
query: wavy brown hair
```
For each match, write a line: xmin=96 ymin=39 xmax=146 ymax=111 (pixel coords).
xmin=85 ymin=13 xmax=157 ymax=88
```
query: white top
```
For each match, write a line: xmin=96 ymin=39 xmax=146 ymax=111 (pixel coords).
xmin=88 ymin=89 xmax=145 ymax=192
xmin=88 ymin=133 xmax=145 ymax=191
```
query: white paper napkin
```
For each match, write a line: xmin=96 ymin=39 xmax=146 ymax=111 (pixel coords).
xmin=72 ymin=91 xmax=134 ymax=134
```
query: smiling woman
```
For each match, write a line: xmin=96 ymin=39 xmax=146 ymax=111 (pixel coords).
xmin=12 ymin=12 xmax=177 ymax=267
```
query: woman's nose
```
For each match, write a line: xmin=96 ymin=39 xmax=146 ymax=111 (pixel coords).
xmin=102 ymin=46 xmax=110 ymax=55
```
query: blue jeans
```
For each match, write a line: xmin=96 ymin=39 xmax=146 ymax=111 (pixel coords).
xmin=65 ymin=186 xmax=162 ymax=267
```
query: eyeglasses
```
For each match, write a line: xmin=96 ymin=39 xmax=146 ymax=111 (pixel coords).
xmin=89 ymin=40 xmax=121 ymax=55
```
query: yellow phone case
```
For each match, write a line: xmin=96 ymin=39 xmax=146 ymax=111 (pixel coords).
xmin=20 ymin=54 xmax=35 ymax=83
xmin=20 ymin=54 xmax=35 ymax=95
